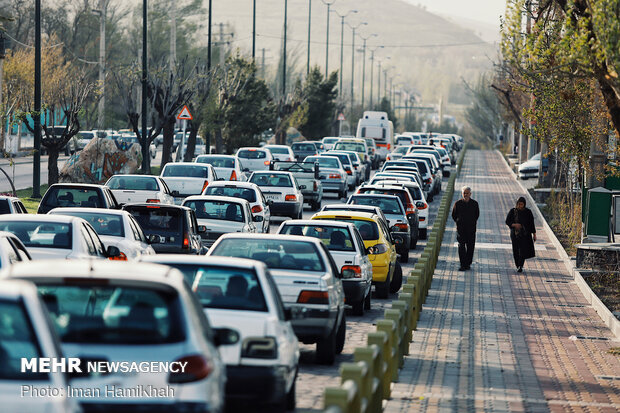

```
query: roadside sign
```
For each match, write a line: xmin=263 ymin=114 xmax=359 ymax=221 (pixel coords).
xmin=337 ymin=113 xmax=345 ymax=121
xmin=177 ymin=105 xmax=193 ymax=120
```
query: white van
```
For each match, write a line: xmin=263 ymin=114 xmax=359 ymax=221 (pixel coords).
xmin=355 ymin=111 xmax=394 ymax=164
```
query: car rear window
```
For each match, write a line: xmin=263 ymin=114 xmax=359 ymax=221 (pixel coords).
xmin=305 ymin=157 xmax=340 ymax=169
xmin=162 ymin=164 xmax=210 ymax=178
xmin=0 ymin=200 xmax=10 ymax=214
xmin=250 ymin=173 xmax=292 ymax=187
xmin=0 ymin=299 xmax=48 ymax=381
xmin=292 ymin=143 xmax=316 ymax=151
xmin=37 ymin=284 xmax=184 ymax=344
xmin=167 ymin=265 xmax=267 ymax=312
xmin=335 ymin=142 xmax=364 ymax=152
xmin=349 ymin=196 xmax=404 ymax=215
xmin=184 ymin=200 xmax=244 ymax=222
xmin=195 ymin=156 xmax=236 ymax=168
xmin=267 ymin=147 xmax=290 ymax=154
xmin=211 ymin=239 xmax=326 ymax=272
xmin=358 ymin=188 xmax=411 ymax=208
xmin=280 ymin=224 xmax=355 ymax=252
xmin=125 ymin=207 xmax=183 ymax=234
xmin=107 ymin=176 xmax=159 ymax=191
xmin=52 ymin=212 xmax=125 ymax=237
xmin=42 ymin=187 xmax=102 ymax=208
xmin=238 ymin=149 xmax=267 ymax=159
xmin=313 ymin=217 xmax=379 ymax=241
xmin=204 ymin=186 xmax=257 ymax=203
xmin=323 ymin=138 xmax=339 ymax=144
xmin=0 ymin=221 xmax=72 ymax=249
xmin=323 ymin=153 xmax=351 ymax=165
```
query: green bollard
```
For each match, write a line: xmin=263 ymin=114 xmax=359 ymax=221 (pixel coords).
xmin=376 ymin=319 xmax=399 ymax=382
xmin=398 ymin=292 xmax=417 ymax=331
xmin=384 ymin=308 xmax=405 ymax=367
xmin=340 ymin=362 xmax=370 ymax=413
xmin=324 ymin=380 xmax=360 ymax=413
xmin=354 ymin=346 xmax=383 ymax=413
xmin=391 ymin=300 xmax=412 ymax=352
xmin=367 ymin=332 xmax=391 ymax=399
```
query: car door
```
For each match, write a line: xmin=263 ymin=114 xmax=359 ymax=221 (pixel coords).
xmin=83 ymin=223 xmax=108 ymax=258
xmin=158 ymin=179 xmax=175 ymax=204
xmin=260 ymin=191 xmax=271 ymax=231
xmin=188 ymin=211 xmax=202 ymax=253
xmin=318 ymin=242 xmax=345 ymax=315
xmin=352 ymin=228 xmax=373 ymax=284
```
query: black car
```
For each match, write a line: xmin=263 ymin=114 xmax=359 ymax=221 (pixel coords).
xmin=38 ymin=184 xmax=120 ymax=214
xmin=122 ymin=203 xmax=205 ymax=254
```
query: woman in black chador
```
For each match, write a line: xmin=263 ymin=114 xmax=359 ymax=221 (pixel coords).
xmin=505 ymin=196 xmax=537 ymax=272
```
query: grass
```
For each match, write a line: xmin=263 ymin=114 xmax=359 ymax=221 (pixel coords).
xmin=15 ymin=185 xmax=49 ymax=213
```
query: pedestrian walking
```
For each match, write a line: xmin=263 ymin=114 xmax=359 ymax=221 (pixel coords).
xmin=451 ymin=186 xmax=479 ymax=271
xmin=505 ymin=196 xmax=537 ymax=272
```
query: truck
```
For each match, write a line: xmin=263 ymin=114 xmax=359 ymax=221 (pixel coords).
xmin=269 ymin=160 xmax=323 ymax=211
xmin=356 ymin=111 xmax=394 ymax=166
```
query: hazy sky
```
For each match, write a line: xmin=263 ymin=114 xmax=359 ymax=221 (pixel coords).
xmin=404 ymin=0 xmax=505 ymax=27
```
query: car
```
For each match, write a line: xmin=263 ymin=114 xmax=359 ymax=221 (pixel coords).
xmin=122 ymin=203 xmax=205 ymax=255
xmin=0 ymin=230 xmax=31 ymax=267
xmin=195 ymin=154 xmax=248 ymax=181
xmin=115 ymin=134 xmax=157 ymax=159
xmin=434 ymin=146 xmax=452 ymax=175
xmin=264 ymin=144 xmax=296 ymax=162
xmin=105 ymin=174 xmax=175 ymax=205
xmin=270 ymin=160 xmax=324 ymax=211
xmin=372 ymin=170 xmax=425 ymax=195
xmin=48 ymin=207 xmax=156 ymax=260
xmin=399 ymin=156 xmax=437 ymax=199
xmin=0 ymin=214 xmax=121 ymax=260
xmin=207 ymin=233 xmax=347 ymax=365
xmin=362 ymin=137 xmax=378 ymax=169
xmin=236 ymin=147 xmax=274 ymax=172
xmin=348 ymin=194 xmax=415 ymax=260
xmin=38 ymin=183 xmax=120 ymax=214
xmin=303 ymin=156 xmax=348 ymax=199
xmin=0 ymin=279 xmax=81 ymax=413
xmin=519 ymin=152 xmax=548 ymax=179
xmin=139 ymin=255 xmax=300 ymax=410
xmin=160 ymin=162 xmax=219 ymax=205
xmin=248 ymin=171 xmax=305 ymax=219
xmin=278 ymin=220 xmax=372 ymax=315
xmin=321 ymin=151 xmax=357 ymax=189
xmin=356 ymin=111 xmax=394 ymax=164
xmin=386 ymin=145 xmax=411 ymax=161
xmin=406 ymin=153 xmax=442 ymax=194
xmin=75 ymin=130 xmax=96 ymax=150
xmin=182 ymin=195 xmax=258 ymax=248
xmin=0 ymin=260 xmax=235 ymax=413
xmin=395 ymin=135 xmax=415 ymax=146
xmin=306 ymin=140 xmax=326 ymax=154
xmin=328 ymin=150 xmax=367 ymax=185
xmin=334 ymin=138 xmax=369 ymax=178
xmin=321 ymin=137 xmax=340 ymax=151
xmin=291 ymin=142 xmax=319 ymax=162
xmin=203 ymin=182 xmax=272 ymax=233
xmin=0 ymin=196 xmax=28 ymax=214
xmin=311 ymin=211 xmax=401 ymax=297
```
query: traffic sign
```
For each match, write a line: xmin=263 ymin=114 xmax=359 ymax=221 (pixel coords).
xmin=177 ymin=105 xmax=193 ymax=120
xmin=337 ymin=113 xmax=345 ymax=121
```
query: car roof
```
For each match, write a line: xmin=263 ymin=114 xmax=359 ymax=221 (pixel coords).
xmin=373 ymin=179 xmax=420 ymax=188
xmin=49 ymin=183 xmax=106 ymax=189
xmin=350 ymin=193 xmax=403 ymax=201
xmin=48 ymin=207 xmax=129 ymax=216
xmin=108 ymin=174 xmax=159 ymax=179
xmin=140 ymin=254 xmax=265 ymax=271
xmin=163 ymin=162 xmax=207 ymax=167
xmin=0 ymin=214 xmax=82 ymax=223
xmin=183 ymin=195 xmax=250 ymax=205
xmin=238 ymin=147 xmax=268 ymax=151
xmin=251 ymin=170 xmax=294 ymax=176
xmin=280 ymin=219 xmax=356 ymax=229
xmin=197 ymin=154 xmax=235 ymax=158
xmin=122 ymin=203 xmax=192 ymax=212
xmin=0 ymin=196 xmax=21 ymax=201
xmin=324 ymin=203 xmax=381 ymax=212
xmin=312 ymin=211 xmax=379 ymax=221
xmin=264 ymin=144 xmax=290 ymax=148
xmin=361 ymin=184 xmax=408 ymax=191
xmin=0 ymin=279 xmax=40 ymax=300
xmin=215 ymin=232 xmax=325 ymax=245
xmin=207 ymin=181 xmax=260 ymax=190
xmin=0 ymin=260 xmax=186 ymax=289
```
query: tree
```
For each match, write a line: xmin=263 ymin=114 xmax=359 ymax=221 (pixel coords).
xmin=463 ymin=74 xmax=503 ymax=143
xmin=183 ymin=64 xmax=216 ymax=162
xmin=374 ymin=97 xmax=398 ymax=130
xmin=297 ymin=67 xmax=338 ymax=139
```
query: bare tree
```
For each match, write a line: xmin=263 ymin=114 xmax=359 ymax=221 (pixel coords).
xmin=183 ymin=64 xmax=216 ymax=161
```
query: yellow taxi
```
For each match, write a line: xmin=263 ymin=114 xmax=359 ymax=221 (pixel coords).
xmin=310 ymin=210 xmax=400 ymax=298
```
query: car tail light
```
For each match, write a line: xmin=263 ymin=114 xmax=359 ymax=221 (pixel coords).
xmin=346 ymin=169 xmax=352 ymax=175
xmin=406 ymin=203 xmax=416 ymax=215
xmin=394 ymin=223 xmax=409 ymax=231
xmin=285 ymin=194 xmax=297 ymax=201
xmin=417 ymin=203 xmax=428 ymax=210
xmin=109 ymin=252 xmax=127 ymax=261
xmin=367 ymin=243 xmax=389 ymax=254
xmin=387 ymin=144 xmax=391 ymax=150
xmin=230 ymin=170 xmax=237 ymax=181
xmin=168 ymin=354 xmax=213 ymax=383
xmin=419 ymin=217 xmax=426 ymax=221
xmin=241 ymin=337 xmax=278 ymax=359
xmin=341 ymin=265 xmax=362 ymax=279
xmin=297 ymin=290 xmax=329 ymax=304
xmin=313 ymin=181 xmax=318 ymax=191
xmin=145 ymin=199 xmax=160 ymax=203
xmin=252 ymin=205 xmax=263 ymax=213
xmin=328 ymin=173 xmax=342 ymax=179
xmin=264 ymin=160 xmax=270 ymax=166
xmin=183 ymin=232 xmax=189 ymax=249
xmin=201 ymin=180 xmax=209 ymax=193
xmin=386 ymin=155 xmax=391 ymax=161
xmin=425 ymin=178 xmax=432 ymax=184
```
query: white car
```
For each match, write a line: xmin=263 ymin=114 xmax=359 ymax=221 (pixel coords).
xmin=303 ymin=155 xmax=348 ymax=198
xmin=0 ymin=196 xmax=28 ymax=214
xmin=329 ymin=151 xmax=367 ymax=185
xmin=48 ymin=208 xmax=156 ymax=260
xmin=182 ymin=195 xmax=258 ymax=248
xmin=0 ymin=215 xmax=121 ymax=260
xmin=202 ymin=182 xmax=272 ymax=233
xmin=105 ymin=174 xmax=174 ymax=205
xmin=321 ymin=152 xmax=357 ymax=189
xmin=139 ymin=255 xmax=300 ymax=410
xmin=321 ymin=137 xmax=340 ymax=151
xmin=236 ymin=147 xmax=273 ymax=172
xmin=386 ymin=146 xmax=411 ymax=161
xmin=195 ymin=154 xmax=247 ymax=182
xmin=278 ymin=220 xmax=373 ymax=315
xmin=0 ymin=230 xmax=32 ymax=267
xmin=248 ymin=171 xmax=304 ymax=219
xmin=160 ymin=162 xmax=219 ymax=204
xmin=0 ymin=279 xmax=81 ymax=413
xmin=519 ymin=152 xmax=548 ymax=179
xmin=0 ymin=260 xmax=235 ymax=413
xmin=264 ymin=144 xmax=295 ymax=162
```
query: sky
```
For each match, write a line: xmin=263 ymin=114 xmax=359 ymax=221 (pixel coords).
xmin=404 ymin=0 xmax=505 ymax=27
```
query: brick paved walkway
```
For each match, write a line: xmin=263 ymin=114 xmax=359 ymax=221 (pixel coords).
xmin=385 ymin=150 xmax=620 ymax=413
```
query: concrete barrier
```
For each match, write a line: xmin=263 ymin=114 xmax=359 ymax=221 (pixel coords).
xmin=354 ymin=346 xmax=383 ymax=413
xmin=376 ymin=319 xmax=399 ymax=381
xmin=340 ymin=362 xmax=370 ymax=413
xmin=384 ymin=308 xmax=406 ymax=366
xmin=367 ymin=331 xmax=391 ymax=399
xmin=391 ymin=300 xmax=412 ymax=351
xmin=324 ymin=380 xmax=360 ymax=413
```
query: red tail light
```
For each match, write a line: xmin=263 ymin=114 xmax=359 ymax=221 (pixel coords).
xmin=328 ymin=173 xmax=342 ymax=179
xmin=168 ymin=354 xmax=213 ymax=383
xmin=419 ymin=217 xmax=426 ymax=221
xmin=341 ymin=265 xmax=362 ymax=279
xmin=183 ymin=232 xmax=189 ymax=249
xmin=109 ymin=252 xmax=127 ymax=261
xmin=387 ymin=144 xmax=391 ymax=150
xmin=386 ymin=155 xmax=391 ymax=161
xmin=394 ymin=223 xmax=409 ymax=231
xmin=264 ymin=160 xmax=270 ymax=166
xmin=345 ymin=169 xmax=352 ymax=175
xmin=201 ymin=180 xmax=209 ymax=192
xmin=285 ymin=194 xmax=297 ymax=201
xmin=145 ymin=199 xmax=160 ymax=203
xmin=297 ymin=290 xmax=329 ymax=304
xmin=418 ymin=203 xmax=428 ymax=210
xmin=406 ymin=203 xmax=416 ymax=214
xmin=252 ymin=205 xmax=263 ymax=213
xmin=230 ymin=170 xmax=237 ymax=181
xmin=313 ymin=181 xmax=318 ymax=191
xmin=425 ymin=178 xmax=432 ymax=184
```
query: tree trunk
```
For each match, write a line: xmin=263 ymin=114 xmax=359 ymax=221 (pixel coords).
xmin=183 ymin=121 xmax=199 ymax=162
xmin=215 ymin=127 xmax=223 ymax=154
xmin=275 ymin=128 xmax=286 ymax=145
xmin=596 ymin=69 xmax=620 ymax=141
xmin=48 ymin=147 xmax=60 ymax=185
xmin=160 ymin=119 xmax=175 ymax=169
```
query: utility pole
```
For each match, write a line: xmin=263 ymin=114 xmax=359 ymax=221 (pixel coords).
xmin=33 ymin=0 xmax=41 ymax=197
xmin=348 ymin=21 xmax=366 ymax=111
xmin=261 ymin=48 xmax=266 ymax=78
xmin=282 ymin=0 xmax=288 ymax=96
xmin=307 ymin=0 xmax=311 ymax=75
xmin=335 ymin=10 xmax=357 ymax=99
xmin=369 ymin=50 xmax=374 ymax=109
xmin=252 ymin=0 xmax=256 ymax=60
xmin=95 ymin=0 xmax=107 ymax=130
xmin=321 ymin=0 xmax=336 ymax=77
xmin=0 ymin=32 xmax=6 ymax=154
xmin=377 ymin=60 xmax=381 ymax=106
xmin=207 ymin=0 xmax=212 ymax=69
xmin=219 ymin=23 xmax=225 ymax=65
xmin=141 ymin=0 xmax=148 ymax=173
xmin=359 ymin=34 xmax=375 ymax=109
xmin=170 ymin=0 xmax=176 ymax=71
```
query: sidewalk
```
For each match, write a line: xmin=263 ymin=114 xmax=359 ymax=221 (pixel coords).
xmin=384 ymin=150 xmax=620 ymax=412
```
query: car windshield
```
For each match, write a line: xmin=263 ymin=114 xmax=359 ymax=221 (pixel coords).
xmin=292 ymin=143 xmax=316 ymax=152
xmin=0 ymin=299 xmax=48 ymax=381
xmin=280 ymin=224 xmax=355 ymax=252
xmin=0 ymin=221 xmax=72 ymax=249
xmin=350 ymin=196 xmax=404 ymax=215
xmin=323 ymin=153 xmax=350 ymax=165
xmin=250 ymin=173 xmax=292 ymax=187
xmin=305 ymin=157 xmax=340 ymax=169
xmin=195 ymin=156 xmax=236 ymax=168
xmin=162 ymin=164 xmax=209 ymax=178
xmin=107 ymin=176 xmax=159 ymax=191
xmin=237 ymin=149 xmax=267 ymax=159
xmin=335 ymin=142 xmax=365 ymax=152
xmin=267 ymin=147 xmax=290 ymax=154
xmin=184 ymin=200 xmax=244 ymax=222
xmin=125 ymin=207 xmax=182 ymax=234
xmin=165 ymin=265 xmax=267 ymax=312
xmin=37 ymin=285 xmax=184 ymax=344
xmin=359 ymin=188 xmax=410 ymax=207
xmin=204 ymin=186 xmax=257 ymax=202
xmin=314 ymin=217 xmax=379 ymax=241
xmin=43 ymin=187 xmax=102 ymax=208
xmin=55 ymin=212 xmax=124 ymax=237
xmin=211 ymin=239 xmax=326 ymax=272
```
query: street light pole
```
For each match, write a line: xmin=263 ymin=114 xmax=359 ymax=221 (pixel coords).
xmin=347 ymin=21 xmax=367 ymax=111
xmin=377 ymin=60 xmax=381 ymax=107
xmin=358 ymin=34 xmax=376 ymax=110
xmin=141 ymin=0 xmax=148 ymax=173
xmin=96 ymin=0 xmax=106 ymax=129
xmin=282 ymin=0 xmax=288 ymax=96
xmin=33 ymin=0 xmax=41 ymax=197
xmin=252 ymin=0 xmax=256 ymax=60
xmin=321 ymin=0 xmax=336 ymax=78
xmin=207 ymin=0 xmax=212 ymax=69
xmin=307 ymin=0 xmax=311 ymax=75
xmin=334 ymin=9 xmax=357 ymax=98
xmin=367 ymin=46 xmax=383 ymax=109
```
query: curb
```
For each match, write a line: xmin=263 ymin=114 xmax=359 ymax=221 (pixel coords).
xmin=496 ymin=149 xmax=620 ymax=340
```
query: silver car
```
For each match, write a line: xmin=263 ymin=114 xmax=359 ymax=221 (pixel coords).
xmin=105 ymin=174 xmax=174 ymax=205
xmin=304 ymin=155 xmax=348 ymax=199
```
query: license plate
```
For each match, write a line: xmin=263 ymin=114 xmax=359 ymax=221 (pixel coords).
xmin=265 ymin=194 xmax=280 ymax=201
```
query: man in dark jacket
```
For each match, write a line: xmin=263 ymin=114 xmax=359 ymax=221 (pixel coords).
xmin=451 ymin=186 xmax=480 ymax=271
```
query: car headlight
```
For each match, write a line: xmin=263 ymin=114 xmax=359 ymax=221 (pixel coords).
xmin=367 ymin=243 xmax=389 ymax=254
xmin=241 ymin=336 xmax=278 ymax=359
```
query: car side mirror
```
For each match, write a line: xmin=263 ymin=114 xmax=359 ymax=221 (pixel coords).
xmin=171 ymin=190 xmax=180 ymax=197
xmin=299 ymin=185 xmax=306 ymax=190
xmin=253 ymin=215 xmax=263 ymax=222
xmin=243 ymin=168 xmax=250 ymax=173
xmin=106 ymin=245 xmax=121 ymax=258
xmin=217 ymin=177 xmax=225 ymax=181
xmin=213 ymin=328 xmax=240 ymax=346
xmin=284 ymin=307 xmax=307 ymax=321
xmin=416 ymin=201 xmax=425 ymax=208
xmin=197 ymin=225 xmax=207 ymax=234
xmin=148 ymin=234 xmax=162 ymax=244
xmin=267 ymin=200 xmax=274 ymax=206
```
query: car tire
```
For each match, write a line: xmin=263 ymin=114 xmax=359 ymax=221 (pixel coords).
xmin=310 ymin=200 xmax=320 ymax=211
xmin=364 ymin=289 xmax=371 ymax=310
xmin=419 ymin=228 xmax=427 ymax=239
xmin=375 ymin=271 xmax=390 ymax=299
xmin=297 ymin=209 xmax=303 ymax=219
xmin=316 ymin=329 xmax=336 ymax=365
xmin=335 ymin=313 xmax=346 ymax=354
xmin=390 ymin=262 xmax=403 ymax=294
xmin=285 ymin=375 xmax=296 ymax=411
xmin=400 ymin=248 xmax=409 ymax=263
xmin=352 ymin=297 xmax=364 ymax=316
xmin=410 ymin=236 xmax=418 ymax=249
